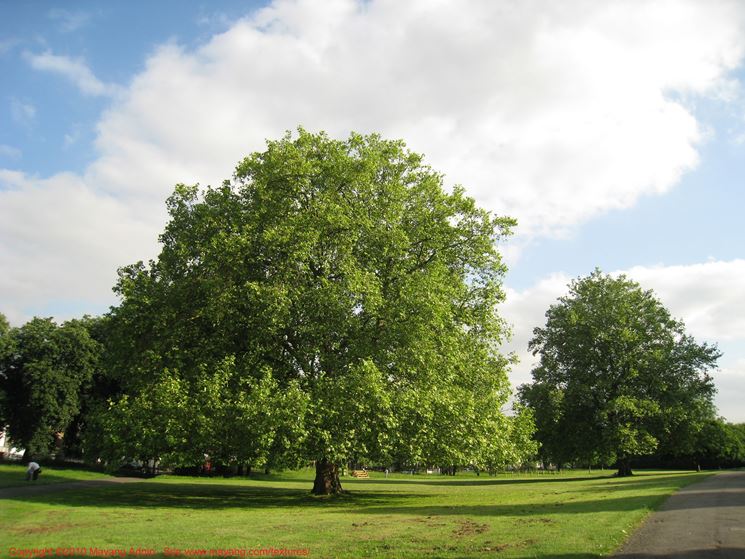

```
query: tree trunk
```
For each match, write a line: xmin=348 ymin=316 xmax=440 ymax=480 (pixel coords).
xmin=616 ymin=458 xmax=633 ymax=477
xmin=312 ymin=458 xmax=343 ymax=495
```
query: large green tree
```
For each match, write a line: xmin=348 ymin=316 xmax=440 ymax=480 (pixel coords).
xmin=102 ymin=129 xmax=516 ymax=493
xmin=520 ymin=270 xmax=720 ymax=476
xmin=0 ymin=317 xmax=101 ymax=458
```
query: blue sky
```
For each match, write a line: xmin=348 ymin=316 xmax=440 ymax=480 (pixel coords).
xmin=510 ymin=135 xmax=745 ymax=287
xmin=1 ymin=0 xmax=744 ymax=421
xmin=1 ymin=1 xmax=261 ymax=176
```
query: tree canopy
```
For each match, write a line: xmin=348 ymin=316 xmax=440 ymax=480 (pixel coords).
xmin=98 ymin=129 xmax=518 ymax=492
xmin=519 ymin=269 xmax=720 ymax=476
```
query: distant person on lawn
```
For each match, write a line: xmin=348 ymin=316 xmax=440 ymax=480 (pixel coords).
xmin=26 ymin=461 xmax=42 ymax=481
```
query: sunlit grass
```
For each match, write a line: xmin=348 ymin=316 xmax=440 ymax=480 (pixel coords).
xmin=0 ymin=467 xmax=711 ymax=558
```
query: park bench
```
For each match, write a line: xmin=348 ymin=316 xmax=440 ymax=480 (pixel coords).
xmin=350 ymin=469 xmax=369 ymax=478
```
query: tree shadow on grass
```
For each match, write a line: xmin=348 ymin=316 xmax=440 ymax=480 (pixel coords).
xmin=4 ymin=473 xmax=730 ymax=515
xmin=563 ymin=473 xmax=709 ymax=494
xmin=2 ymin=481 xmax=417 ymax=510
xmin=611 ymin=549 xmax=745 ymax=558
xmin=337 ymin=490 xmax=736 ymax=517
xmin=0 ymin=475 xmax=73 ymax=489
xmin=2 ymin=483 xmax=684 ymax=516
xmin=565 ymin=472 xmax=745 ymax=512
xmin=341 ymin=474 xmax=615 ymax=487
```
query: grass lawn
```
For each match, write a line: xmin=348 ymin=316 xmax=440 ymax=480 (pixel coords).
xmin=0 ymin=463 xmax=114 ymax=489
xmin=0 ymin=468 xmax=712 ymax=559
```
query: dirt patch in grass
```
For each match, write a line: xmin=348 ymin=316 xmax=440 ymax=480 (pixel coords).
xmin=481 ymin=538 xmax=537 ymax=553
xmin=412 ymin=515 xmax=447 ymax=527
xmin=10 ymin=511 xmax=95 ymax=535
xmin=453 ymin=519 xmax=489 ymax=537
xmin=11 ymin=523 xmax=84 ymax=535
xmin=481 ymin=543 xmax=511 ymax=552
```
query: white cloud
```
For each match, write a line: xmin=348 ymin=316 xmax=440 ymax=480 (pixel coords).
xmin=711 ymin=360 xmax=745 ymax=422
xmin=501 ymin=260 xmax=745 ymax=422
xmin=0 ymin=145 xmax=21 ymax=159
xmin=10 ymin=98 xmax=36 ymax=128
xmin=623 ymin=260 xmax=745 ymax=343
xmin=0 ymin=171 xmax=161 ymax=325
xmin=24 ymin=51 xmax=119 ymax=97
xmin=63 ymin=124 xmax=83 ymax=148
xmin=500 ymin=272 xmax=572 ymax=388
xmin=47 ymin=9 xmax=91 ymax=33
xmin=196 ymin=11 xmax=233 ymax=29
xmin=0 ymin=38 xmax=19 ymax=56
xmin=81 ymin=0 xmax=745 ymax=234
xmin=64 ymin=132 xmax=78 ymax=147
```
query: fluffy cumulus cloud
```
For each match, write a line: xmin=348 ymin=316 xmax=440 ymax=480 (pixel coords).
xmin=501 ymin=260 xmax=745 ymax=421
xmin=2 ymin=0 xmax=745 ymax=325
xmin=81 ymin=0 xmax=745 ymax=235
xmin=715 ymin=359 xmax=745 ymax=421
xmin=0 ymin=171 xmax=159 ymax=325
xmin=624 ymin=260 xmax=745 ymax=343
xmin=500 ymin=272 xmax=572 ymax=390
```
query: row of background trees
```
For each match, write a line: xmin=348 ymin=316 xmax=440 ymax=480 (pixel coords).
xmin=1 ymin=130 xmax=743 ymax=492
xmin=2 ymin=300 xmax=742 ymax=479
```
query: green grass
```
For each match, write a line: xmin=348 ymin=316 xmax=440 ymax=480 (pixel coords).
xmin=0 ymin=468 xmax=712 ymax=559
xmin=0 ymin=463 xmax=114 ymax=488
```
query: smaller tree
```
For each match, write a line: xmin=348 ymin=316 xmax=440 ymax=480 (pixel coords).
xmin=521 ymin=270 xmax=720 ymax=476
xmin=0 ymin=317 xmax=100 ymax=458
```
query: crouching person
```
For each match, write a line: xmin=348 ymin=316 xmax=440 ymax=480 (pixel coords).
xmin=26 ymin=461 xmax=42 ymax=481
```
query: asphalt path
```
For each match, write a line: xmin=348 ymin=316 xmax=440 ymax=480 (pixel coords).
xmin=0 ymin=476 xmax=143 ymax=499
xmin=614 ymin=470 xmax=745 ymax=558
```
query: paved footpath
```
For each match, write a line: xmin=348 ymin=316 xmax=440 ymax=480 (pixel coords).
xmin=614 ymin=470 xmax=745 ymax=558
xmin=0 ymin=477 xmax=143 ymax=499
